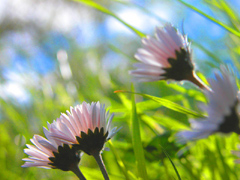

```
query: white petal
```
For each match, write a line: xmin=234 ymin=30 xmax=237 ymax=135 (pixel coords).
xmin=177 ymin=130 xmax=213 ymax=143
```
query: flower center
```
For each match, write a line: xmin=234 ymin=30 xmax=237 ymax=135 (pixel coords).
xmin=218 ymin=101 xmax=240 ymax=134
xmin=74 ymin=127 xmax=108 ymax=155
xmin=163 ymin=48 xmax=194 ymax=81
xmin=48 ymin=144 xmax=81 ymax=171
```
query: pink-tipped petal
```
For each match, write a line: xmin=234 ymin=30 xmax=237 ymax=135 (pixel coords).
xmin=130 ymin=23 xmax=193 ymax=83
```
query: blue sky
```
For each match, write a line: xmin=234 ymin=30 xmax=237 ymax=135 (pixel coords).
xmin=1 ymin=0 xmax=238 ymax=102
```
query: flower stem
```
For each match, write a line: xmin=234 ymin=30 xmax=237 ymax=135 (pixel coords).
xmin=70 ymin=164 xmax=86 ymax=180
xmin=93 ymin=152 xmax=109 ymax=180
xmin=186 ymin=71 xmax=211 ymax=91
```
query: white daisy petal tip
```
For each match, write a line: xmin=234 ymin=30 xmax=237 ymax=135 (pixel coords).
xmin=22 ymin=135 xmax=81 ymax=171
xmin=107 ymin=126 xmax=121 ymax=140
xmin=103 ymin=147 xmax=110 ymax=151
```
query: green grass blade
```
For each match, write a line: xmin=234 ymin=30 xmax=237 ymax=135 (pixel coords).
xmin=178 ymin=0 xmax=240 ymax=38
xmin=108 ymin=141 xmax=131 ymax=180
xmin=72 ymin=0 xmax=146 ymax=38
xmin=161 ymin=145 xmax=182 ymax=180
xmin=219 ymin=0 xmax=239 ymax=25
xmin=204 ymin=0 xmax=240 ymax=30
xmin=215 ymin=137 xmax=231 ymax=180
xmin=115 ymin=90 xmax=205 ymax=117
xmin=131 ymin=84 xmax=148 ymax=180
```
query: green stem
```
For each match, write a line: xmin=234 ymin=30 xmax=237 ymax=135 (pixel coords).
xmin=71 ymin=164 xmax=86 ymax=180
xmin=93 ymin=152 xmax=109 ymax=180
xmin=186 ymin=71 xmax=211 ymax=91
xmin=161 ymin=145 xmax=181 ymax=180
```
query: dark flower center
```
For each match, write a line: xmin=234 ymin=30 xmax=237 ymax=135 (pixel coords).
xmin=73 ymin=127 xmax=108 ymax=155
xmin=218 ymin=101 xmax=240 ymax=134
xmin=163 ymin=48 xmax=194 ymax=81
xmin=48 ymin=144 xmax=81 ymax=171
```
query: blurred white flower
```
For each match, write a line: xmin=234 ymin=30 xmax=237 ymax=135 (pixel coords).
xmin=177 ymin=66 xmax=240 ymax=143
xmin=129 ymin=23 xmax=208 ymax=89
xmin=46 ymin=101 xmax=119 ymax=155
xmin=22 ymin=134 xmax=81 ymax=171
xmin=232 ymin=142 xmax=240 ymax=164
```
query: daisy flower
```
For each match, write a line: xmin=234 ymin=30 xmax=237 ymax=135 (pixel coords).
xmin=129 ymin=23 xmax=208 ymax=89
xmin=22 ymin=134 xmax=86 ymax=179
xmin=45 ymin=101 xmax=118 ymax=155
xmin=45 ymin=101 xmax=119 ymax=180
xmin=177 ymin=66 xmax=240 ymax=143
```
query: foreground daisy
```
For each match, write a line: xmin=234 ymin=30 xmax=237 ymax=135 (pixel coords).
xmin=22 ymin=134 xmax=86 ymax=180
xmin=129 ymin=23 xmax=208 ymax=89
xmin=45 ymin=101 xmax=119 ymax=180
xmin=177 ymin=66 xmax=240 ymax=143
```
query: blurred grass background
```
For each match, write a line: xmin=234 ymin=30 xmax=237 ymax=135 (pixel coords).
xmin=1 ymin=0 xmax=240 ymax=179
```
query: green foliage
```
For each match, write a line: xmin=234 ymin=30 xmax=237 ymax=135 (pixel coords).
xmin=130 ymin=84 xmax=148 ymax=180
xmin=115 ymin=90 xmax=205 ymax=117
xmin=161 ymin=145 xmax=181 ymax=180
